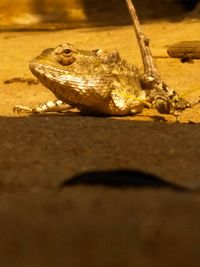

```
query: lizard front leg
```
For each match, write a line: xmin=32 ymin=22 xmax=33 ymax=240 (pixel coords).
xmin=13 ymin=100 xmax=72 ymax=114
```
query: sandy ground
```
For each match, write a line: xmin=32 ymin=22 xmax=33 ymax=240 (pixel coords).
xmin=1 ymin=19 xmax=200 ymax=266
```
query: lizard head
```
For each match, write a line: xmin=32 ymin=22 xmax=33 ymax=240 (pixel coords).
xmin=29 ymin=43 xmax=122 ymax=78
xmin=29 ymin=43 xmax=118 ymax=102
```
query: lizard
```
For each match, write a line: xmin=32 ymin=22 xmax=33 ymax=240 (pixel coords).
xmin=13 ymin=0 xmax=196 ymax=116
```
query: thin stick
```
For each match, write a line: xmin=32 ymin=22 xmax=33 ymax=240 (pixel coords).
xmin=125 ymin=0 xmax=160 ymax=80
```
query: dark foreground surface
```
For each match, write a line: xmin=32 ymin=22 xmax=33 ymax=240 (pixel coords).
xmin=1 ymin=116 xmax=200 ymax=267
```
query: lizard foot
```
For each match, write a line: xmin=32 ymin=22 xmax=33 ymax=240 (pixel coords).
xmin=13 ymin=100 xmax=72 ymax=114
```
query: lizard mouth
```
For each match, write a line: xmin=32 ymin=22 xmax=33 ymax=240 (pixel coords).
xmin=30 ymin=61 xmax=66 ymax=73
xmin=29 ymin=60 xmax=101 ymax=90
xmin=29 ymin=60 xmax=73 ymax=81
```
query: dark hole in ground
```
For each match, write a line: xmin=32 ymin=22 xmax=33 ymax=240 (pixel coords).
xmin=60 ymin=169 xmax=184 ymax=190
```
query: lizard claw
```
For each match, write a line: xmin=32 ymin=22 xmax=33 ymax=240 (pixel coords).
xmin=13 ymin=105 xmax=32 ymax=113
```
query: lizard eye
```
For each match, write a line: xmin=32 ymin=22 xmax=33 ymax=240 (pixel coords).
xmin=57 ymin=49 xmax=76 ymax=66
xmin=54 ymin=44 xmax=77 ymax=66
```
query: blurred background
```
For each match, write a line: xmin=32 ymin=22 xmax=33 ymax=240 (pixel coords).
xmin=0 ymin=0 xmax=199 ymax=30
